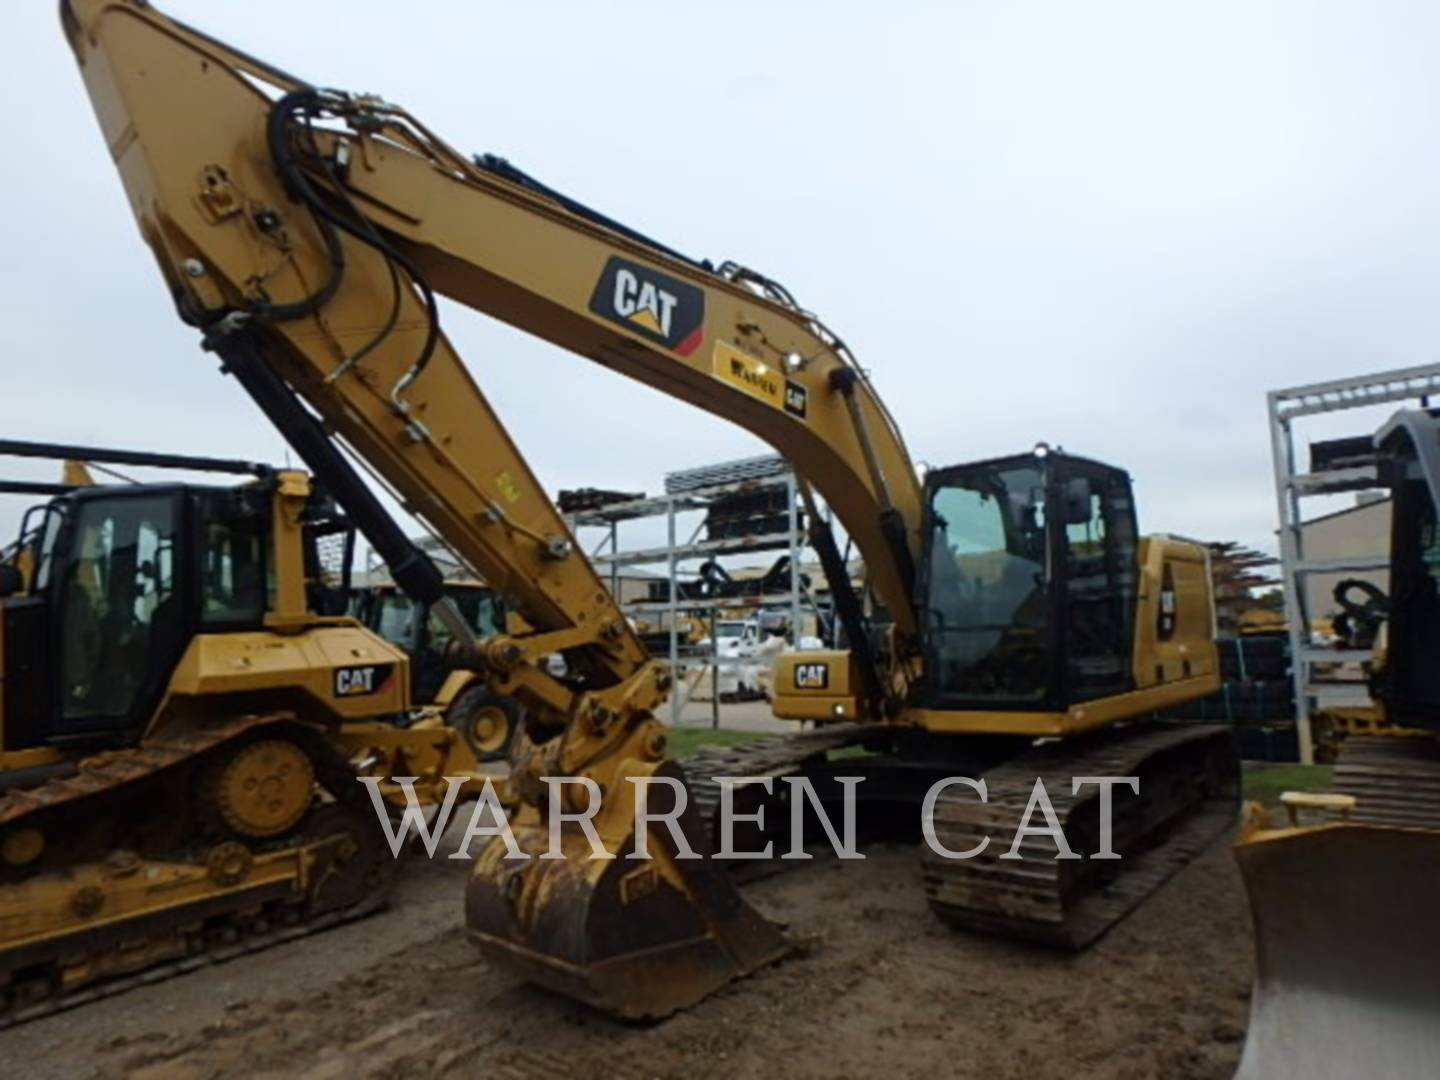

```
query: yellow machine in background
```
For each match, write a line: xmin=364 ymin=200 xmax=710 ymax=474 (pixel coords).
xmin=62 ymin=0 xmax=1236 ymax=1019
xmin=1235 ymin=408 xmax=1440 ymax=1079
xmin=0 ymin=439 xmax=480 ymax=1024
xmin=352 ymin=579 xmax=524 ymax=760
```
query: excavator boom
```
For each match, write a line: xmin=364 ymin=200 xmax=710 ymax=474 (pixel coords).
xmin=60 ymin=0 xmax=931 ymax=1016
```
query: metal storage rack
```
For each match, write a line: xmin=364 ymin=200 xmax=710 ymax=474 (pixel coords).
xmin=565 ymin=456 xmax=816 ymax=725
xmin=1268 ymin=363 xmax=1440 ymax=763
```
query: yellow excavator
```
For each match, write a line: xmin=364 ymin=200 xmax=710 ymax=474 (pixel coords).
xmin=61 ymin=0 xmax=1237 ymax=1019
xmin=0 ymin=438 xmax=482 ymax=1024
xmin=1235 ymin=409 xmax=1440 ymax=1079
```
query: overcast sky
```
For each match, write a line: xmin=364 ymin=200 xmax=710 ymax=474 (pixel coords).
xmin=5 ymin=1 xmax=1439 ymax=562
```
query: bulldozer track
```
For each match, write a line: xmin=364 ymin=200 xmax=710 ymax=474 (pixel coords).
xmin=0 ymin=714 xmax=397 ymax=1030
xmin=1333 ymin=733 xmax=1440 ymax=828
xmin=922 ymin=722 xmax=1238 ymax=947
xmin=1 ymin=892 xmax=386 ymax=1031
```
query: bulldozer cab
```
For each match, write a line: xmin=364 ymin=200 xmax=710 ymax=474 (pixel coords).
xmin=2 ymin=475 xmax=354 ymax=751
xmin=1371 ymin=409 xmax=1440 ymax=729
xmin=916 ymin=448 xmax=1139 ymax=710
xmin=3 ymin=483 xmax=264 ymax=749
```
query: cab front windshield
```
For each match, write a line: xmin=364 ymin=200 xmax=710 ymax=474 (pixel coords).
xmin=923 ymin=464 xmax=1049 ymax=702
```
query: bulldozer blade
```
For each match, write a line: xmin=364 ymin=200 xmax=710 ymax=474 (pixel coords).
xmin=1234 ymin=823 xmax=1440 ymax=1080
xmin=465 ymin=760 xmax=792 ymax=1019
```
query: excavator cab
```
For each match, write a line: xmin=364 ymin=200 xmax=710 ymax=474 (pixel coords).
xmin=918 ymin=449 xmax=1139 ymax=710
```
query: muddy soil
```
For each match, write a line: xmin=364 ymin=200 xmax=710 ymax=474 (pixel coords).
xmin=3 ymin=831 xmax=1253 ymax=1080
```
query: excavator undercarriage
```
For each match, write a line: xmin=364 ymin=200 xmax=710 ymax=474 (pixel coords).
xmin=683 ymin=721 xmax=1237 ymax=950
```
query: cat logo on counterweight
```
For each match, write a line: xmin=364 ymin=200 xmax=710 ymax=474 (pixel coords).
xmin=794 ymin=662 xmax=830 ymax=690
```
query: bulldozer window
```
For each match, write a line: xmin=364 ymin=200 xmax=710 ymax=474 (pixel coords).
xmin=924 ymin=464 xmax=1050 ymax=703
xmin=199 ymin=499 xmax=268 ymax=626
xmin=58 ymin=495 xmax=182 ymax=732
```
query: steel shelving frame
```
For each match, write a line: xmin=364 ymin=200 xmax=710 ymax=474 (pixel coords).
xmin=1268 ymin=363 xmax=1440 ymax=762
xmin=566 ymin=458 xmax=813 ymax=726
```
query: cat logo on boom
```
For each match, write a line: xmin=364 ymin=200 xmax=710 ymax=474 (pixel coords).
xmin=333 ymin=664 xmax=394 ymax=698
xmin=589 ymin=256 xmax=705 ymax=356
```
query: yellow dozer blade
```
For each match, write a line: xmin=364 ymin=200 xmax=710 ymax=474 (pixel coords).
xmin=465 ymin=759 xmax=791 ymax=1019
xmin=1234 ymin=821 xmax=1440 ymax=1079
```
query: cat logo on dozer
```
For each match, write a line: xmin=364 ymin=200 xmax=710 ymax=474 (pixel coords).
xmin=334 ymin=664 xmax=393 ymax=697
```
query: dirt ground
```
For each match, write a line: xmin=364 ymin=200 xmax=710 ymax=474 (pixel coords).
xmin=3 ymin=823 xmax=1254 ymax=1080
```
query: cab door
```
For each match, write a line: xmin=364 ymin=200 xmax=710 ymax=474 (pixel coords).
xmin=1053 ymin=462 xmax=1138 ymax=704
xmin=51 ymin=491 xmax=185 ymax=742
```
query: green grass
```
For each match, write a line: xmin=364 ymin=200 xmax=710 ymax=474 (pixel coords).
xmin=665 ymin=726 xmax=764 ymax=758
xmin=1241 ymin=763 xmax=1333 ymax=805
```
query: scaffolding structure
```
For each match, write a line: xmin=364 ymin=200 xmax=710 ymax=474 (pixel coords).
xmin=565 ymin=456 xmax=817 ymax=726
xmin=1268 ymin=363 xmax=1440 ymax=763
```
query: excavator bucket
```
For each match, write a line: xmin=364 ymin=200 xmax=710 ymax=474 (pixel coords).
xmin=1233 ymin=823 xmax=1440 ymax=1079
xmin=465 ymin=760 xmax=791 ymax=1019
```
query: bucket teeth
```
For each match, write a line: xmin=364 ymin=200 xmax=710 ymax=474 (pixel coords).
xmin=465 ymin=760 xmax=791 ymax=1019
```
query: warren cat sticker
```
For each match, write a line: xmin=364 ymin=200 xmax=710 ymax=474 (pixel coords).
xmin=334 ymin=664 xmax=395 ymax=698
xmin=713 ymin=341 xmax=809 ymax=419
xmin=793 ymin=662 xmax=830 ymax=690
xmin=589 ymin=256 xmax=705 ymax=355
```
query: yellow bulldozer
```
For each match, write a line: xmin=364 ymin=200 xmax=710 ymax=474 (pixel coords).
xmin=1235 ymin=408 xmax=1440 ymax=1079
xmin=60 ymin=0 xmax=1238 ymax=1020
xmin=0 ymin=438 xmax=483 ymax=1024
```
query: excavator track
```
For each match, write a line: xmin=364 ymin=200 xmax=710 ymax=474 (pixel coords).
xmin=681 ymin=723 xmax=878 ymax=838
xmin=680 ymin=720 xmax=1238 ymax=950
xmin=922 ymin=722 xmax=1238 ymax=948
xmin=0 ymin=714 xmax=396 ymax=1029
xmin=1332 ymin=733 xmax=1440 ymax=827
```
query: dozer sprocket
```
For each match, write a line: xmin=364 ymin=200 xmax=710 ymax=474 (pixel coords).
xmin=922 ymin=722 xmax=1238 ymax=947
xmin=1332 ymin=733 xmax=1440 ymax=828
xmin=0 ymin=714 xmax=396 ymax=1029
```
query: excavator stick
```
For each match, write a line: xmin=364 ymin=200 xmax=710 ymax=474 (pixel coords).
xmin=465 ymin=759 xmax=791 ymax=1019
xmin=1233 ymin=823 xmax=1440 ymax=1080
